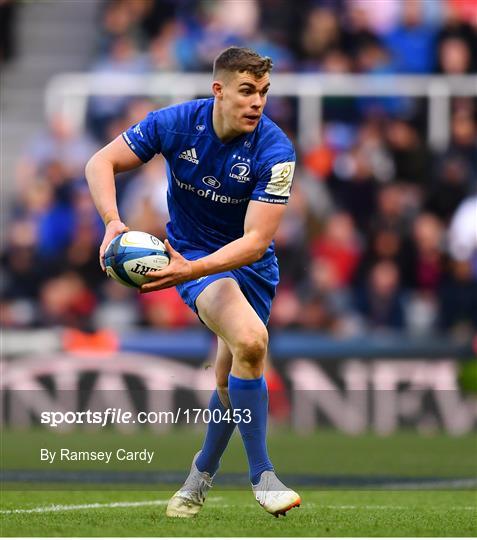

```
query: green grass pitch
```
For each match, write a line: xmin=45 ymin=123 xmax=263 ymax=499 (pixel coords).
xmin=1 ymin=489 xmax=476 ymax=536
xmin=1 ymin=429 xmax=476 ymax=536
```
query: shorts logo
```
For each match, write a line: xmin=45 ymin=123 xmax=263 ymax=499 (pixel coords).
xmin=202 ymin=176 xmax=221 ymax=189
xmin=179 ymin=147 xmax=199 ymax=164
xmin=229 ymin=162 xmax=251 ymax=183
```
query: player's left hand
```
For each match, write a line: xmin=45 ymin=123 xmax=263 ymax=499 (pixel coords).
xmin=140 ymin=239 xmax=195 ymax=293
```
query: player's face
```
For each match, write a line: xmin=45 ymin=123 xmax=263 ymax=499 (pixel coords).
xmin=221 ymin=71 xmax=270 ymax=135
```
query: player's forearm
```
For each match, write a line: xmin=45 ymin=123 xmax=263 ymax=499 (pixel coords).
xmin=85 ymin=155 xmax=121 ymax=225
xmin=190 ymin=233 xmax=268 ymax=278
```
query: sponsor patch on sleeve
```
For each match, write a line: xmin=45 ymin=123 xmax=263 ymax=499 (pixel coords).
xmin=122 ymin=131 xmax=136 ymax=151
xmin=265 ymin=161 xmax=295 ymax=197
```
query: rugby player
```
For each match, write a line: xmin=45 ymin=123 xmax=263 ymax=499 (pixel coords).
xmin=86 ymin=46 xmax=301 ymax=518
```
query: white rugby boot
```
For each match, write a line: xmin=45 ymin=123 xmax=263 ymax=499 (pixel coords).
xmin=166 ymin=452 xmax=214 ymax=518
xmin=252 ymin=470 xmax=301 ymax=517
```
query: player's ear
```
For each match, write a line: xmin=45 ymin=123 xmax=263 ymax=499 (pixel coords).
xmin=212 ymin=80 xmax=224 ymax=99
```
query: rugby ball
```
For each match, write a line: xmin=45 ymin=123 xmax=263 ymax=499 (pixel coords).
xmin=104 ymin=231 xmax=170 ymax=288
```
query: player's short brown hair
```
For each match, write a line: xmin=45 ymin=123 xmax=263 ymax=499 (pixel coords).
xmin=213 ymin=47 xmax=273 ymax=79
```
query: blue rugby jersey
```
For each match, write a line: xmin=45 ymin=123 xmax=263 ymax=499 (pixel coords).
xmin=122 ymin=97 xmax=295 ymax=264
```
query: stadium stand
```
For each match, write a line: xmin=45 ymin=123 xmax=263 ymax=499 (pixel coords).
xmin=2 ymin=0 xmax=476 ymax=339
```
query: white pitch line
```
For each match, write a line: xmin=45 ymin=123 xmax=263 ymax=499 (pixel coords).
xmin=1 ymin=500 xmax=168 ymax=514
xmin=2 ymin=498 xmax=474 ymax=515
xmin=1 ymin=497 xmax=223 ymax=515
xmin=309 ymin=504 xmax=477 ymax=511
xmin=214 ymin=502 xmax=477 ymax=512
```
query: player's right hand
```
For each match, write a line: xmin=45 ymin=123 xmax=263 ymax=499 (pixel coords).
xmin=99 ymin=219 xmax=129 ymax=271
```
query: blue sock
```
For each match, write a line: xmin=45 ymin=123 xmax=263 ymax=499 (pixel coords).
xmin=228 ymin=374 xmax=274 ymax=485
xmin=195 ymin=389 xmax=236 ymax=476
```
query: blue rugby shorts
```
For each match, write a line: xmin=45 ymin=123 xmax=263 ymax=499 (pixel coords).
xmin=176 ymin=250 xmax=279 ymax=326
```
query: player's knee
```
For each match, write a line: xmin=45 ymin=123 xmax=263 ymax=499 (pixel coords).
xmin=234 ymin=327 xmax=268 ymax=366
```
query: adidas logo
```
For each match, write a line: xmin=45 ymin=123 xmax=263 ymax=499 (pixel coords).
xmin=179 ymin=147 xmax=199 ymax=164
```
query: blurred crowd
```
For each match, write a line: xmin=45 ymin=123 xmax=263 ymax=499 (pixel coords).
xmin=2 ymin=0 xmax=477 ymax=338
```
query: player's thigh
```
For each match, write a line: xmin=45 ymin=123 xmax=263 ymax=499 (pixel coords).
xmin=196 ymin=278 xmax=268 ymax=353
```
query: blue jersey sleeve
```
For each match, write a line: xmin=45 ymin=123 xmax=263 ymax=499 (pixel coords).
xmin=122 ymin=106 xmax=177 ymax=163
xmin=251 ymin=151 xmax=296 ymax=205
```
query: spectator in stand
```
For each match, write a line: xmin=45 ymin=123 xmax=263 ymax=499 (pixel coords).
xmin=119 ymin=156 xmax=169 ymax=241
xmin=342 ymin=3 xmax=382 ymax=59
xmin=354 ymin=41 xmax=417 ymax=119
xmin=385 ymin=119 xmax=430 ymax=189
xmin=438 ymin=36 xmax=474 ymax=74
xmin=87 ymin=35 xmax=150 ymax=140
xmin=410 ymin=213 xmax=445 ymax=293
xmin=425 ymin=154 xmax=470 ymax=224
xmin=370 ymin=184 xmax=410 ymax=235
xmin=320 ymin=47 xmax=353 ymax=74
xmin=168 ymin=0 xmax=261 ymax=72
xmin=439 ymin=258 xmax=477 ymax=337
xmin=447 ymin=0 xmax=477 ymax=28
xmin=297 ymin=291 xmax=343 ymax=333
xmin=99 ymin=0 xmax=140 ymax=52
xmin=438 ymin=194 xmax=477 ymax=336
xmin=94 ymin=279 xmax=141 ymax=331
xmin=356 ymin=120 xmax=395 ymax=183
xmin=354 ymin=260 xmax=405 ymax=331
xmin=273 ymin=181 xmax=309 ymax=286
xmin=354 ymin=40 xmax=393 ymax=75
xmin=403 ymin=213 xmax=445 ymax=335
xmin=258 ymin=0 xmax=304 ymax=60
xmin=16 ymin=114 xmax=98 ymax=193
xmin=347 ymin=0 xmax=401 ymax=35
xmin=1 ymin=220 xmax=44 ymax=304
xmin=384 ymin=0 xmax=437 ymax=73
xmin=310 ymin=212 xmax=362 ymax=288
xmin=148 ymin=21 xmax=186 ymax=71
xmin=34 ymin=166 xmax=103 ymax=261
xmin=38 ymin=272 xmax=97 ymax=330
xmin=98 ymin=0 xmax=172 ymax=52
xmin=138 ymin=288 xmax=198 ymax=328
xmin=300 ymin=254 xmax=360 ymax=335
xmin=269 ymin=286 xmax=301 ymax=329
xmin=424 ymin=106 xmax=476 ymax=226
xmin=139 ymin=0 xmax=176 ymax=42
xmin=61 ymin=218 xmax=105 ymax=292
xmin=356 ymin=183 xmax=415 ymax=286
xmin=300 ymin=7 xmax=342 ymax=70
xmin=327 ymin=144 xmax=379 ymax=233
xmin=448 ymin=109 xmax=477 ymax=179
xmin=26 ymin=161 xmax=76 ymax=260
xmin=437 ymin=2 xmax=477 ymax=72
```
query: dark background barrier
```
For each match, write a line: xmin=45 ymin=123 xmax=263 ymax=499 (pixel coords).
xmin=2 ymin=329 xmax=476 ymax=435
